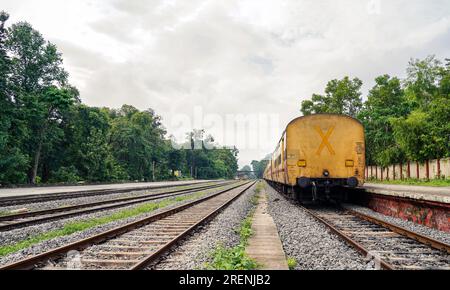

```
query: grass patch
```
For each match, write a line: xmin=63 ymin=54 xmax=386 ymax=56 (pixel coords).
xmin=0 ymin=211 xmax=11 ymax=217
xmin=250 ymin=194 xmax=260 ymax=206
xmin=287 ymin=257 xmax=298 ymax=270
xmin=0 ymin=186 xmax=225 ymax=257
xmin=255 ymin=182 xmax=266 ymax=194
xmin=368 ymin=178 xmax=450 ymax=187
xmin=204 ymin=195 xmax=260 ymax=270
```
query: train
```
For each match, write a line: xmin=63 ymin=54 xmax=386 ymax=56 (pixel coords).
xmin=263 ymin=114 xmax=365 ymax=202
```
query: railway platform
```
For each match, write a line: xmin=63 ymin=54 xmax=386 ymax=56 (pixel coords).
xmin=0 ymin=180 xmax=213 ymax=199
xmin=246 ymin=187 xmax=289 ymax=270
xmin=355 ymin=183 xmax=450 ymax=232
xmin=362 ymin=183 xmax=450 ymax=204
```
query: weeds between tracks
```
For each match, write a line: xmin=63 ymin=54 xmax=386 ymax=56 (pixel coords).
xmin=0 ymin=188 xmax=218 ymax=257
xmin=204 ymin=185 xmax=261 ymax=270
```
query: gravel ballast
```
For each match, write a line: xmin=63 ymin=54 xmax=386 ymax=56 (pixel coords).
xmin=266 ymin=184 xmax=374 ymax=270
xmin=153 ymin=183 xmax=258 ymax=270
xmin=0 ymin=183 xmax=242 ymax=267
xmin=0 ymin=182 xmax=220 ymax=213
xmin=343 ymin=204 xmax=450 ymax=244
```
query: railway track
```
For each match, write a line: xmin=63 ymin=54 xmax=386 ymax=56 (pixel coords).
xmin=0 ymin=181 xmax=256 ymax=270
xmin=266 ymin=182 xmax=450 ymax=270
xmin=302 ymin=205 xmax=450 ymax=270
xmin=0 ymin=181 xmax=217 ymax=207
xmin=0 ymin=181 xmax=236 ymax=232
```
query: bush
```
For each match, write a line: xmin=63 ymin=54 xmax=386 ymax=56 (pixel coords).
xmin=50 ymin=166 xmax=81 ymax=183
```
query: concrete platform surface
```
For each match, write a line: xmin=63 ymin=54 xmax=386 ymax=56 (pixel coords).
xmin=0 ymin=180 xmax=214 ymax=198
xmin=363 ymin=183 xmax=450 ymax=204
xmin=246 ymin=191 xmax=289 ymax=270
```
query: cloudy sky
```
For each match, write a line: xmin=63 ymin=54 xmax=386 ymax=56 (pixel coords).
xmin=3 ymin=0 xmax=450 ymax=168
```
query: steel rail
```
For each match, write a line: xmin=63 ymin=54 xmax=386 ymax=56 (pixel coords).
xmin=267 ymin=182 xmax=450 ymax=270
xmin=0 ymin=181 xmax=254 ymax=270
xmin=0 ymin=182 xmax=235 ymax=231
xmin=0 ymin=181 xmax=219 ymax=207
xmin=131 ymin=181 xmax=257 ymax=270
xmin=299 ymin=205 xmax=396 ymax=270
xmin=347 ymin=209 xmax=450 ymax=254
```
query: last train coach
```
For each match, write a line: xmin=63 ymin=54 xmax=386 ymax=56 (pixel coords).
xmin=263 ymin=114 xmax=365 ymax=202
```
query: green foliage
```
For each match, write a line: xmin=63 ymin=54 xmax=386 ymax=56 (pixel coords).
xmin=0 ymin=186 xmax=214 ymax=257
xmin=358 ymin=75 xmax=409 ymax=166
xmin=49 ymin=166 xmax=81 ymax=183
xmin=0 ymin=18 xmax=78 ymax=184
xmin=389 ymin=57 xmax=450 ymax=162
xmin=404 ymin=56 xmax=442 ymax=108
xmin=59 ymin=105 xmax=128 ymax=182
xmin=182 ymin=129 xmax=239 ymax=180
xmin=301 ymin=76 xmax=363 ymax=118
xmin=237 ymin=215 xmax=254 ymax=243
xmin=251 ymin=159 xmax=270 ymax=179
xmin=254 ymin=181 xmax=265 ymax=194
xmin=0 ymin=13 xmax=239 ymax=185
xmin=0 ymin=11 xmax=29 ymax=185
xmin=109 ymin=106 xmax=166 ymax=181
xmin=204 ymin=210 xmax=258 ymax=270
xmin=204 ymin=244 xmax=258 ymax=270
xmin=390 ymin=111 xmax=430 ymax=161
xmin=369 ymin=178 xmax=450 ymax=187
xmin=301 ymin=56 xmax=450 ymax=166
xmin=287 ymin=257 xmax=298 ymax=270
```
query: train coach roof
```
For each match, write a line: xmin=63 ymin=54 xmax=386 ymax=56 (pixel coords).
xmin=286 ymin=113 xmax=363 ymax=129
xmin=268 ymin=113 xmax=363 ymax=159
xmin=276 ymin=114 xmax=363 ymax=146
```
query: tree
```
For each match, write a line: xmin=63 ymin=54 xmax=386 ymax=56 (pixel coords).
xmin=167 ymin=146 xmax=186 ymax=178
xmin=182 ymin=130 xmax=238 ymax=180
xmin=52 ymin=105 xmax=127 ymax=182
xmin=109 ymin=105 xmax=166 ymax=181
xmin=358 ymin=75 xmax=409 ymax=166
xmin=0 ymin=12 xmax=241 ymax=185
xmin=241 ymin=165 xmax=252 ymax=171
xmin=27 ymin=87 xmax=76 ymax=183
xmin=6 ymin=22 xmax=75 ymax=184
xmin=251 ymin=158 xmax=269 ymax=179
xmin=7 ymin=22 xmax=68 ymax=93
xmin=301 ymin=76 xmax=363 ymax=117
xmin=0 ymin=11 xmax=29 ymax=184
xmin=404 ymin=56 xmax=442 ymax=109
xmin=390 ymin=56 xmax=450 ymax=162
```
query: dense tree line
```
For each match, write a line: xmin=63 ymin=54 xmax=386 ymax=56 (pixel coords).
xmin=301 ymin=56 xmax=450 ymax=167
xmin=250 ymin=158 xmax=270 ymax=179
xmin=0 ymin=12 xmax=238 ymax=185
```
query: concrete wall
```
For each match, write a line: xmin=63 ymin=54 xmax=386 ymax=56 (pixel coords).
xmin=366 ymin=158 xmax=450 ymax=180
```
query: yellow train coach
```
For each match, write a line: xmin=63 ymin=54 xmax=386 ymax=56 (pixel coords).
xmin=264 ymin=114 xmax=365 ymax=202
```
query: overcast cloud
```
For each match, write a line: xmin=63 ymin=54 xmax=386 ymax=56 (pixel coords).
xmin=3 ymin=0 xmax=450 ymax=167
